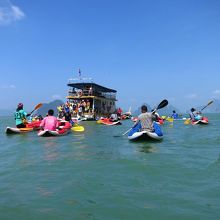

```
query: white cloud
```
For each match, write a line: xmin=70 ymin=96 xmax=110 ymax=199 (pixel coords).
xmin=0 ymin=0 xmax=25 ymax=25
xmin=52 ymin=95 xmax=62 ymax=100
xmin=185 ymin=93 xmax=198 ymax=99
xmin=212 ymin=89 xmax=220 ymax=98
xmin=1 ymin=84 xmax=16 ymax=89
xmin=213 ymin=89 xmax=220 ymax=95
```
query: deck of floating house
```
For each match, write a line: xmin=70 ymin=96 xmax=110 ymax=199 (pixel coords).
xmin=66 ymin=80 xmax=117 ymax=118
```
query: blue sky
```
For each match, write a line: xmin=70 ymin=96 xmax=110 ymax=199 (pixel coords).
xmin=0 ymin=0 xmax=220 ymax=112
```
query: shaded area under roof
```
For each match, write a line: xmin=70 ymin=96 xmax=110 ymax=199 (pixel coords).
xmin=67 ymin=82 xmax=117 ymax=93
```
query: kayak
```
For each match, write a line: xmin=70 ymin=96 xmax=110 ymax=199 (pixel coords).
xmin=120 ymin=114 xmax=131 ymax=120
xmin=97 ymin=118 xmax=122 ymax=126
xmin=128 ymin=122 xmax=163 ymax=141
xmin=5 ymin=127 xmax=33 ymax=134
xmin=38 ymin=121 xmax=71 ymax=137
xmin=26 ymin=120 xmax=41 ymax=129
xmin=5 ymin=120 xmax=42 ymax=134
xmin=191 ymin=117 xmax=209 ymax=125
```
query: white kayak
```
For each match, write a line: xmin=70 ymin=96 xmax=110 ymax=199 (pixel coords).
xmin=5 ymin=127 xmax=33 ymax=134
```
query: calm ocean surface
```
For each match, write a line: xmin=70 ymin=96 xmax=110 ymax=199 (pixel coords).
xmin=0 ymin=114 xmax=220 ymax=220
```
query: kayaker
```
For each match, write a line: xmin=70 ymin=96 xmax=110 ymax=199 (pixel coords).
xmin=117 ymin=107 xmax=123 ymax=117
xmin=14 ymin=103 xmax=30 ymax=128
xmin=189 ymin=108 xmax=202 ymax=121
xmin=133 ymin=105 xmax=155 ymax=132
xmin=40 ymin=109 xmax=59 ymax=131
xmin=109 ymin=112 xmax=118 ymax=122
xmin=171 ymin=110 xmax=178 ymax=119
xmin=64 ymin=111 xmax=74 ymax=125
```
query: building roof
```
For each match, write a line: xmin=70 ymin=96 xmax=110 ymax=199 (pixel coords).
xmin=67 ymin=82 xmax=117 ymax=93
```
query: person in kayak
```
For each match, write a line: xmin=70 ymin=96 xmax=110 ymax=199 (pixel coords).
xmin=40 ymin=109 xmax=59 ymax=131
xmin=133 ymin=105 xmax=155 ymax=132
xmin=109 ymin=112 xmax=119 ymax=122
xmin=14 ymin=103 xmax=30 ymax=128
xmin=171 ymin=110 xmax=178 ymax=119
xmin=189 ymin=108 xmax=202 ymax=121
xmin=64 ymin=111 xmax=74 ymax=126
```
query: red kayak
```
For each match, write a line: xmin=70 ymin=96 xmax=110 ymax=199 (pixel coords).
xmin=98 ymin=118 xmax=122 ymax=126
xmin=26 ymin=120 xmax=42 ymax=129
xmin=38 ymin=121 xmax=71 ymax=137
xmin=191 ymin=117 xmax=209 ymax=125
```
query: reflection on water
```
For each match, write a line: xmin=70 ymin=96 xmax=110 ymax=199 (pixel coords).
xmin=214 ymin=154 xmax=220 ymax=164
xmin=40 ymin=138 xmax=60 ymax=162
xmin=138 ymin=144 xmax=158 ymax=153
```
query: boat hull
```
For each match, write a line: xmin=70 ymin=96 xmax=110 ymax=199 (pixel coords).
xmin=128 ymin=122 xmax=163 ymax=141
xmin=5 ymin=127 xmax=33 ymax=134
xmin=38 ymin=121 xmax=71 ymax=137
xmin=191 ymin=117 xmax=209 ymax=125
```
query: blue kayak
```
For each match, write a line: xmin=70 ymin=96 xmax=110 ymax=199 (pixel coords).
xmin=128 ymin=122 xmax=163 ymax=141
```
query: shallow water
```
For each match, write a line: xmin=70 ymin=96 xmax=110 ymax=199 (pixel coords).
xmin=0 ymin=115 xmax=220 ymax=220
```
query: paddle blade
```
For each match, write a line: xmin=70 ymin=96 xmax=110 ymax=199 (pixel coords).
xmin=34 ymin=103 xmax=43 ymax=111
xmin=71 ymin=126 xmax=85 ymax=132
xmin=152 ymin=99 xmax=169 ymax=113
xmin=166 ymin=117 xmax=174 ymax=123
xmin=157 ymin=99 xmax=168 ymax=110
xmin=30 ymin=103 xmax=43 ymax=115
xmin=184 ymin=119 xmax=191 ymax=125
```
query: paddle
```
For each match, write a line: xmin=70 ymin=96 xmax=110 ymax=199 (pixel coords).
xmin=122 ymin=128 xmax=132 ymax=136
xmin=120 ymin=99 xmax=168 ymax=137
xmin=23 ymin=103 xmax=43 ymax=124
xmin=152 ymin=99 xmax=168 ymax=114
xmin=184 ymin=100 xmax=213 ymax=124
xmin=200 ymin=100 xmax=213 ymax=111
xmin=29 ymin=103 xmax=43 ymax=115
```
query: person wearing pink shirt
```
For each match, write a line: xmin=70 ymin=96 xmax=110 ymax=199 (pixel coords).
xmin=40 ymin=109 xmax=59 ymax=131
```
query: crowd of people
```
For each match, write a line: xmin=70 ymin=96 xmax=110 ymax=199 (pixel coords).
xmin=57 ymin=100 xmax=92 ymax=118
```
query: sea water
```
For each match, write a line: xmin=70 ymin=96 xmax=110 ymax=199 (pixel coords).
xmin=0 ymin=115 xmax=220 ymax=220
